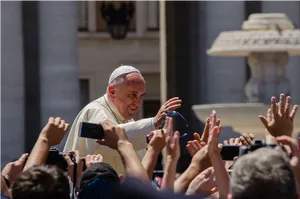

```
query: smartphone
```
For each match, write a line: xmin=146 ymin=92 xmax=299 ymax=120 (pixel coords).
xmin=220 ymin=145 xmax=240 ymax=160
xmin=79 ymin=122 xmax=105 ymax=140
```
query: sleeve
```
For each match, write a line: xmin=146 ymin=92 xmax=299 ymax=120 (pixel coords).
xmin=118 ymin=117 xmax=156 ymax=150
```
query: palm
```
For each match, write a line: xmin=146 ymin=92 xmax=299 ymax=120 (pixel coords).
xmin=268 ymin=118 xmax=293 ymax=137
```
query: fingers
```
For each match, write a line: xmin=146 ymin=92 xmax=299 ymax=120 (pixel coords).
xmin=276 ymin=136 xmax=298 ymax=157
xmin=271 ymin=97 xmax=279 ymax=118
xmin=164 ymin=97 xmax=181 ymax=107
xmin=167 ymin=104 xmax=181 ymax=111
xmin=166 ymin=117 xmax=174 ymax=137
xmin=289 ymin=105 xmax=298 ymax=122
xmin=54 ymin=117 xmax=61 ymax=126
xmin=200 ymin=117 xmax=210 ymax=143
xmin=193 ymin=132 xmax=201 ymax=142
xmin=208 ymin=126 xmax=219 ymax=145
xmin=279 ymin=93 xmax=285 ymax=117
xmin=224 ymin=140 xmax=229 ymax=145
xmin=191 ymin=140 xmax=201 ymax=151
xmin=64 ymin=123 xmax=70 ymax=132
xmin=96 ymin=139 xmax=106 ymax=145
xmin=210 ymin=110 xmax=217 ymax=127
xmin=242 ymin=133 xmax=252 ymax=145
xmin=186 ymin=144 xmax=196 ymax=157
xmin=216 ymin=119 xmax=221 ymax=127
xmin=239 ymin=135 xmax=246 ymax=145
xmin=48 ymin=117 xmax=55 ymax=124
xmin=234 ymin=137 xmax=241 ymax=145
xmin=229 ymin=138 xmax=235 ymax=145
xmin=285 ymin=96 xmax=291 ymax=119
xmin=18 ymin=153 xmax=28 ymax=163
xmin=267 ymin=108 xmax=272 ymax=122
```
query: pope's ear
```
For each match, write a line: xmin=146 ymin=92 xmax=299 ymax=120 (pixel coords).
xmin=108 ymin=85 xmax=116 ymax=98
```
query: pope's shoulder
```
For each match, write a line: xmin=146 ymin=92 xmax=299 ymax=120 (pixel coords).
xmin=81 ymin=96 xmax=105 ymax=111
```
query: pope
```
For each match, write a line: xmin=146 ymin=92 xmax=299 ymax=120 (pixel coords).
xmin=64 ymin=65 xmax=182 ymax=173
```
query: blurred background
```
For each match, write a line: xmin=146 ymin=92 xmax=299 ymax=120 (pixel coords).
xmin=1 ymin=1 xmax=300 ymax=170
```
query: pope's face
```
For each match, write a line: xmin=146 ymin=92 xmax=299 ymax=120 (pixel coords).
xmin=112 ymin=74 xmax=146 ymax=120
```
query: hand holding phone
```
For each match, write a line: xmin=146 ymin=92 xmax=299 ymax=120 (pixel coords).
xmin=78 ymin=122 xmax=105 ymax=140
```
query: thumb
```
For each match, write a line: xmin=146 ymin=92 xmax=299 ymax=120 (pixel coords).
xmin=96 ymin=139 xmax=106 ymax=145
xmin=258 ymin=115 xmax=269 ymax=128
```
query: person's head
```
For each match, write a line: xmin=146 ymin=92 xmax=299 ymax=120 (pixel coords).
xmin=12 ymin=165 xmax=70 ymax=199
xmin=79 ymin=162 xmax=120 ymax=199
xmin=229 ymin=147 xmax=298 ymax=199
xmin=107 ymin=65 xmax=145 ymax=120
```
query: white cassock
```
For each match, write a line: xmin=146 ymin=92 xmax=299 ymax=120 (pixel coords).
xmin=63 ymin=94 xmax=156 ymax=173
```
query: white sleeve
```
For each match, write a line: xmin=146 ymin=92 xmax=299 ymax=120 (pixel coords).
xmin=118 ymin=117 xmax=156 ymax=150
xmin=88 ymin=108 xmax=156 ymax=151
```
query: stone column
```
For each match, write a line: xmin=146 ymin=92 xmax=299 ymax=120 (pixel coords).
xmin=1 ymin=1 xmax=25 ymax=167
xmin=160 ymin=1 xmax=167 ymax=104
xmin=136 ymin=1 xmax=148 ymax=36
xmin=148 ymin=1 xmax=158 ymax=29
xmin=204 ymin=1 xmax=246 ymax=103
xmin=39 ymin=1 xmax=81 ymax=149
xmin=262 ymin=1 xmax=300 ymax=103
xmin=78 ymin=1 xmax=87 ymax=30
xmin=87 ymin=1 xmax=97 ymax=32
xmin=245 ymin=52 xmax=290 ymax=103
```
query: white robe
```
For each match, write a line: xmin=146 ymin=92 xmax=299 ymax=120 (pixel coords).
xmin=63 ymin=94 xmax=156 ymax=173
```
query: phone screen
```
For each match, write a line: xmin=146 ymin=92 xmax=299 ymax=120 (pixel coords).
xmin=220 ymin=145 xmax=240 ymax=160
xmin=79 ymin=122 xmax=105 ymax=140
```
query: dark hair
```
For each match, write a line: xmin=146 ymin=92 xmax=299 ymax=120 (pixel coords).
xmin=12 ymin=165 xmax=70 ymax=199
xmin=79 ymin=162 xmax=120 ymax=199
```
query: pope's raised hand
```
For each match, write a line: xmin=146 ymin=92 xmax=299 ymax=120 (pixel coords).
xmin=154 ymin=97 xmax=182 ymax=129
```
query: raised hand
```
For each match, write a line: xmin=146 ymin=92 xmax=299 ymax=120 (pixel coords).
xmin=207 ymin=111 xmax=222 ymax=155
xmin=96 ymin=122 xmax=128 ymax=150
xmin=186 ymin=140 xmax=206 ymax=157
xmin=85 ymin=154 xmax=104 ymax=168
xmin=2 ymin=153 xmax=28 ymax=187
xmin=197 ymin=117 xmax=221 ymax=144
xmin=154 ymin=97 xmax=182 ymax=129
xmin=165 ymin=117 xmax=180 ymax=160
xmin=148 ymin=129 xmax=166 ymax=154
xmin=258 ymin=93 xmax=298 ymax=137
xmin=40 ymin=117 xmax=70 ymax=146
xmin=276 ymin=136 xmax=300 ymax=188
xmin=186 ymin=167 xmax=217 ymax=196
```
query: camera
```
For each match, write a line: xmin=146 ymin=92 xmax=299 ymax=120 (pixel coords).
xmin=239 ymin=139 xmax=278 ymax=156
xmin=221 ymin=139 xmax=281 ymax=160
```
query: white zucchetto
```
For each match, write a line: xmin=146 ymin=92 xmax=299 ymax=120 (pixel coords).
xmin=108 ymin=65 xmax=141 ymax=84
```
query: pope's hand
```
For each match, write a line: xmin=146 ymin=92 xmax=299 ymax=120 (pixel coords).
xmin=154 ymin=97 xmax=182 ymax=129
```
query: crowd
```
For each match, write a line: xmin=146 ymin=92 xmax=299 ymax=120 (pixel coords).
xmin=1 ymin=65 xmax=300 ymax=199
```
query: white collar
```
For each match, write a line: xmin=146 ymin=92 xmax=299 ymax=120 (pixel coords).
xmin=104 ymin=94 xmax=131 ymax=124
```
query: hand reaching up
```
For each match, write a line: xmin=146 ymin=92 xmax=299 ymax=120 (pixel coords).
xmin=40 ymin=117 xmax=70 ymax=146
xmin=186 ymin=117 xmax=220 ymax=157
xmin=207 ymin=110 xmax=222 ymax=155
xmin=96 ymin=122 xmax=128 ymax=150
xmin=258 ymin=93 xmax=298 ymax=137
xmin=2 ymin=153 xmax=28 ymax=188
xmin=276 ymin=136 xmax=300 ymax=188
xmin=154 ymin=97 xmax=182 ymax=129
xmin=165 ymin=117 xmax=180 ymax=160
xmin=148 ymin=129 xmax=166 ymax=154
xmin=186 ymin=167 xmax=217 ymax=196
xmin=85 ymin=154 xmax=103 ymax=168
